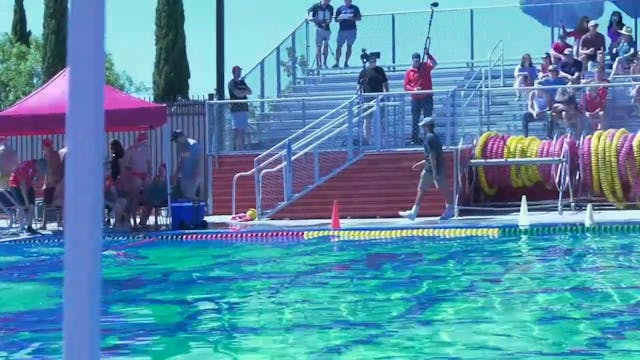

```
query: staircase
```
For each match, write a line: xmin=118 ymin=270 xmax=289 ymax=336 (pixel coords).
xmin=272 ymin=150 xmax=454 ymax=219
xmin=253 ymin=63 xmax=473 ymax=149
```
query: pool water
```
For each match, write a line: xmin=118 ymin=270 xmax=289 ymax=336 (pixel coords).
xmin=2 ymin=232 xmax=640 ymax=359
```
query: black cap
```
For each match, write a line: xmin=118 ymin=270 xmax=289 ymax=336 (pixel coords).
xmin=171 ymin=129 xmax=184 ymax=141
xmin=412 ymin=52 xmax=421 ymax=60
xmin=369 ymin=51 xmax=380 ymax=60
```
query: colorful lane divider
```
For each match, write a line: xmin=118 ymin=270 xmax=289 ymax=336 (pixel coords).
xmin=3 ymin=223 xmax=640 ymax=245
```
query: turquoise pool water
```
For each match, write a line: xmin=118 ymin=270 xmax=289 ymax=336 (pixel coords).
xmin=1 ymin=232 xmax=640 ymax=359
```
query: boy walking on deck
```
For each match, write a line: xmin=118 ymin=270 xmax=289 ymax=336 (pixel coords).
xmin=399 ymin=117 xmax=454 ymax=221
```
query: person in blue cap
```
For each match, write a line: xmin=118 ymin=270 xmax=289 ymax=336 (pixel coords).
xmin=399 ymin=116 xmax=454 ymax=221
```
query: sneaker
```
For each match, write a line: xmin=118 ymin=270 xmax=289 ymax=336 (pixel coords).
xmin=399 ymin=209 xmax=417 ymax=221
xmin=332 ymin=63 xmax=339 ymax=69
xmin=344 ymin=63 xmax=349 ymax=68
xmin=439 ymin=206 xmax=455 ymax=220
xmin=24 ymin=226 xmax=41 ymax=235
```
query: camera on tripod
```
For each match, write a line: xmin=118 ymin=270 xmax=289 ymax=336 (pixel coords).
xmin=360 ymin=49 xmax=380 ymax=64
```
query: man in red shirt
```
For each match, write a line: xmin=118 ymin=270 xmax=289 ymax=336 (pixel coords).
xmin=404 ymin=50 xmax=437 ymax=145
xmin=9 ymin=158 xmax=47 ymax=234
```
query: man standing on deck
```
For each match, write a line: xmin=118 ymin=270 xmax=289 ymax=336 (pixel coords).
xmin=399 ymin=117 xmax=454 ymax=221
xmin=171 ymin=130 xmax=203 ymax=200
xmin=404 ymin=50 xmax=438 ymax=145
xmin=308 ymin=0 xmax=334 ymax=69
xmin=333 ymin=0 xmax=362 ymax=68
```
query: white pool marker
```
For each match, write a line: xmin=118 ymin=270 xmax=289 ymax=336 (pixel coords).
xmin=518 ymin=195 xmax=530 ymax=230
xmin=584 ymin=203 xmax=595 ymax=227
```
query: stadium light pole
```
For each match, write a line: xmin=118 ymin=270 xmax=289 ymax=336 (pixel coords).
xmin=63 ymin=0 xmax=105 ymax=358
xmin=216 ymin=0 xmax=224 ymax=101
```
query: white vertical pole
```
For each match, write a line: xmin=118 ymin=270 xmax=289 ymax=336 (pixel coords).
xmin=63 ymin=0 xmax=105 ymax=358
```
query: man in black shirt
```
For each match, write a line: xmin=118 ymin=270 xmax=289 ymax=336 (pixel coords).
xmin=357 ymin=53 xmax=389 ymax=144
xmin=399 ymin=117 xmax=454 ymax=221
xmin=228 ymin=65 xmax=252 ymax=150
xmin=333 ymin=0 xmax=361 ymax=68
xmin=308 ymin=0 xmax=334 ymax=69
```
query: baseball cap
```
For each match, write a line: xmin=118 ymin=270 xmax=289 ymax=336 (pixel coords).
xmin=588 ymin=20 xmax=598 ymax=27
xmin=171 ymin=129 xmax=184 ymax=141
xmin=232 ymin=65 xmax=242 ymax=73
xmin=548 ymin=64 xmax=559 ymax=72
xmin=418 ymin=117 xmax=435 ymax=127
xmin=412 ymin=52 xmax=421 ymax=60
xmin=563 ymin=48 xmax=573 ymax=55
xmin=42 ymin=138 xmax=53 ymax=148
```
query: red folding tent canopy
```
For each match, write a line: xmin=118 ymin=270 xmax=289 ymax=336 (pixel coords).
xmin=0 ymin=68 xmax=167 ymax=135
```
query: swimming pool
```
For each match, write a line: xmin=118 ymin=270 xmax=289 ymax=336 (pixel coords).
xmin=2 ymin=230 xmax=640 ymax=358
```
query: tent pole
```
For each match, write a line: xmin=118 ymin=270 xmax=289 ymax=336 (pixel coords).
xmin=63 ymin=0 xmax=105 ymax=358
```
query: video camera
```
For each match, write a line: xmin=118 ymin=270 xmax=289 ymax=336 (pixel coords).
xmin=360 ymin=49 xmax=381 ymax=64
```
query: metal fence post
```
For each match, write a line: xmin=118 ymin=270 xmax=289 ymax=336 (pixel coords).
xmin=259 ymin=60 xmax=265 ymax=113
xmin=291 ymin=32 xmax=297 ymax=85
xmin=284 ymin=140 xmax=293 ymax=201
xmin=347 ymin=99 xmax=354 ymax=159
xmin=391 ymin=14 xmax=396 ymax=67
xmin=302 ymin=98 xmax=307 ymax=129
xmin=469 ymin=9 xmax=475 ymax=70
xmin=254 ymin=159 xmax=262 ymax=219
xmin=314 ymin=146 xmax=320 ymax=182
xmin=276 ymin=47 xmax=282 ymax=97
xmin=374 ymin=96 xmax=382 ymax=151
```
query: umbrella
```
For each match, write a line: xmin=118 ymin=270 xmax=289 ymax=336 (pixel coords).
xmin=610 ymin=0 xmax=640 ymax=18
xmin=520 ymin=0 xmax=605 ymax=27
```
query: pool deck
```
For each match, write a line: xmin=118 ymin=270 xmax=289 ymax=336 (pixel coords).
xmin=1 ymin=207 xmax=639 ymax=244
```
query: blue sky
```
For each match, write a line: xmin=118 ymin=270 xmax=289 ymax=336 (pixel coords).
xmin=0 ymin=0 xmax=628 ymax=97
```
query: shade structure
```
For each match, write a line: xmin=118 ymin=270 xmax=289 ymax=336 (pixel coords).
xmin=0 ymin=68 xmax=166 ymax=136
xmin=520 ymin=0 xmax=604 ymax=27
xmin=611 ymin=0 xmax=640 ymax=18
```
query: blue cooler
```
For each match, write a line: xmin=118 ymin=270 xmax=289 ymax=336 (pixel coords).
xmin=171 ymin=201 xmax=207 ymax=230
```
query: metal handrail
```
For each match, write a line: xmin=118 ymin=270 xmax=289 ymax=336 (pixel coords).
xmin=487 ymin=40 xmax=504 ymax=88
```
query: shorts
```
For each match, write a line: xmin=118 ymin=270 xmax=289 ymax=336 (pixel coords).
xmin=315 ymin=28 xmax=331 ymax=47
xmin=180 ymin=177 xmax=203 ymax=200
xmin=10 ymin=186 xmax=35 ymax=207
xmin=418 ymin=169 xmax=445 ymax=192
xmin=337 ymin=30 xmax=357 ymax=47
xmin=43 ymin=187 xmax=56 ymax=205
xmin=231 ymin=111 xmax=249 ymax=130
xmin=0 ymin=190 xmax=16 ymax=208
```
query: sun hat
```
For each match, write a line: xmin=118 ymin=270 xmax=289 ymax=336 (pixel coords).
xmin=619 ymin=26 xmax=633 ymax=36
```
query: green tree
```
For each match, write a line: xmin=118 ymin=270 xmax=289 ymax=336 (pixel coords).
xmin=0 ymin=34 xmax=42 ymax=109
xmin=42 ymin=0 xmax=67 ymax=82
xmin=11 ymin=0 xmax=31 ymax=47
xmin=105 ymin=53 xmax=151 ymax=96
xmin=153 ymin=0 xmax=190 ymax=102
xmin=0 ymin=35 xmax=150 ymax=110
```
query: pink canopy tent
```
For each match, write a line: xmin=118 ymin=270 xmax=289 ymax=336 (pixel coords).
xmin=0 ymin=68 xmax=167 ymax=135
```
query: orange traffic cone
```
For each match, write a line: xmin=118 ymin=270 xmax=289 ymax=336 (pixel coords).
xmin=331 ymin=200 xmax=341 ymax=229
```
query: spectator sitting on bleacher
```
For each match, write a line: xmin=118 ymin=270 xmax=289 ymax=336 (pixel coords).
xmin=539 ymin=52 xmax=552 ymax=79
xmin=583 ymin=68 xmax=610 ymax=97
xmin=551 ymin=33 xmax=573 ymax=64
xmin=514 ymin=53 xmax=538 ymax=100
xmin=522 ymin=81 xmax=553 ymax=138
xmin=607 ymin=11 xmax=626 ymax=63
xmin=609 ymin=26 xmax=637 ymax=79
xmin=559 ymin=48 xmax=583 ymax=83
xmin=581 ymin=85 xmax=607 ymax=130
xmin=579 ymin=20 xmax=606 ymax=72
xmin=541 ymin=65 xmax=569 ymax=100
xmin=552 ymin=87 xmax=583 ymax=135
